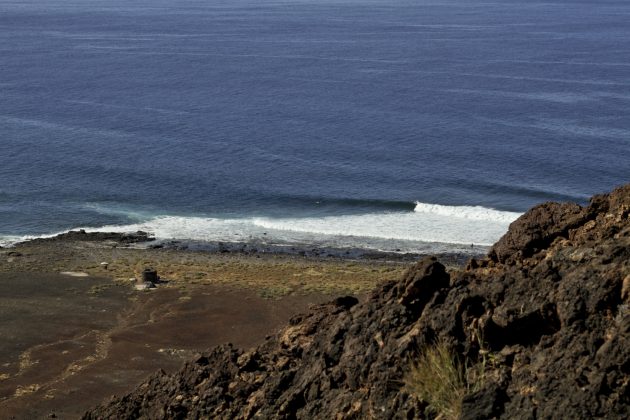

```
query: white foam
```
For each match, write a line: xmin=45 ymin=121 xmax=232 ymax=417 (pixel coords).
xmin=413 ymin=202 xmax=522 ymax=223
xmin=0 ymin=233 xmax=61 ymax=248
xmin=1 ymin=204 xmax=522 ymax=253
xmin=252 ymin=205 xmax=519 ymax=247
xmin=64 ymin=203 xmax=522 ymax=252
xmin=0 ymin=235 xmax=25 ymax=247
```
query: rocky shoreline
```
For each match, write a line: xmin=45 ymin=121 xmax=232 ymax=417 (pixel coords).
xmin=12 ymin=229 xmax=155 ymax=245
xmin=84 ymin=184 xmax=630 ymax=419
xmin=8 ymin=228 xmax=478 ymax=265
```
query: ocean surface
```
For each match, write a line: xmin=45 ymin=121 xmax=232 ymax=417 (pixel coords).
xmin=1 ymin=0 xmax=629 ymax=253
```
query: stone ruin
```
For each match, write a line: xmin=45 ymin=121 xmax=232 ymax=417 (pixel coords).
xmin=135 ymin=268 xmax=159 ymax=291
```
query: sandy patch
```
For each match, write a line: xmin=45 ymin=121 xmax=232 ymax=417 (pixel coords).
xmin=59 ymin=271 xmax=89 ymax=277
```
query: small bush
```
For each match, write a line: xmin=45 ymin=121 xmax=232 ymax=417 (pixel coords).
xmin=404 ymin=341 xmax=484 ymax=420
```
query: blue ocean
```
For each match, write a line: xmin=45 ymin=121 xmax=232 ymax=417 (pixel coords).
xmin=1 ymin=0 xmax=629 ymax=253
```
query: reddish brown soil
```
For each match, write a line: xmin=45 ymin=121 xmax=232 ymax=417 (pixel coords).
xmin=0 ymin=272 xmax=331 ymax=419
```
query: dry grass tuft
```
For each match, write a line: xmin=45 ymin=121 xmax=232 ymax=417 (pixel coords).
xmin=405 ymin=341 xmax=485 ymax=420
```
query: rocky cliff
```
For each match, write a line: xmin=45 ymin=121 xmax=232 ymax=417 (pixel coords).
xmin=84 ymin=185 xmax=630 ymax=419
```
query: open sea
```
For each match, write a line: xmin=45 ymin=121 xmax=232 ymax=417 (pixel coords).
xmin=1 ymin=0 xmax=629 ymax=253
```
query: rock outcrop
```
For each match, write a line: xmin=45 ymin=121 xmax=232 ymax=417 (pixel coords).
xmin=84 ymin=185 xmax=630 ymax=419
xmin=21 ymin=230 xmax=154 ymax=245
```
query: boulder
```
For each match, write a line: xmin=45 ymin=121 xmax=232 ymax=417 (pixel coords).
xmin=489 ymin=201 xmax=587 ymax=263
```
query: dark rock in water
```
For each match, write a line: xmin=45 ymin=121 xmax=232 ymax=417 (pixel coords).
xmin=22 ymin=230 xmax=155 ymax=245
xmin=83 ymin=184 xmax=630 ymax=419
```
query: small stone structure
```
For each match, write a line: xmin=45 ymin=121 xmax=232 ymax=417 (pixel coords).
xmin=141 ymin=268 xmax=159 ymax=283
xmin=135 ymin=268 xmax=159 ymax=290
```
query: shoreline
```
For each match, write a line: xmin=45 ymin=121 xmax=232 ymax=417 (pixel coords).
xmin=1 ymin=229 xmax=478 ymax=299
xmin=5 ymin=229 xmax=484 ymax=264
xmin=0 ymin=203 xmax=519 ymax=254
xmin=0 ymin=229 xmax=479 ymax=416
xmin=0 ymin=230 xmax=448 ymax=417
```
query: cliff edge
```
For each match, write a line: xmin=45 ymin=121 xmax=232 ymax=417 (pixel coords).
xmin=84 ymin=185 xmax=630 ymax=419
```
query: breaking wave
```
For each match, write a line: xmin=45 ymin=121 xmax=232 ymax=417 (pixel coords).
xmin=0 ymin=203 xmax=522 ymax=253
xmin=413 ymin=202 xmax=522 ymax=222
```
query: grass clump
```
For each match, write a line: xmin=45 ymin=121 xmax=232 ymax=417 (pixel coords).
xmin=405 ymin=340 xmax=485 ymax=420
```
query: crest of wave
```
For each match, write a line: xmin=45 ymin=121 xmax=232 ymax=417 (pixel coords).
xmin=414 ymin=202 xmax=522 ymax=223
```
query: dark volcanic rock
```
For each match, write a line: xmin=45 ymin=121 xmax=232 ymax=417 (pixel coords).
xmin=84 ymin=185 xmax=630 ymax=419
xmin=22 ymin=230 xmax=154 ymax=245
xmin=488 ymin=201 xmax=588 ymax=264
xmin=398 ymin=256 xmax=449 ymax=309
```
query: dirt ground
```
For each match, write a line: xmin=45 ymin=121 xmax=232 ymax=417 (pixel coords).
xmin=0 ymin=271 xmax=340 ymax=418
xmin=0 ymin=240 xmax=411 ymax=418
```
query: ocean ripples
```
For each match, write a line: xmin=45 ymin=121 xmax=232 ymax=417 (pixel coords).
xmin=1 ymin=0 xmax=629 ymax=251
